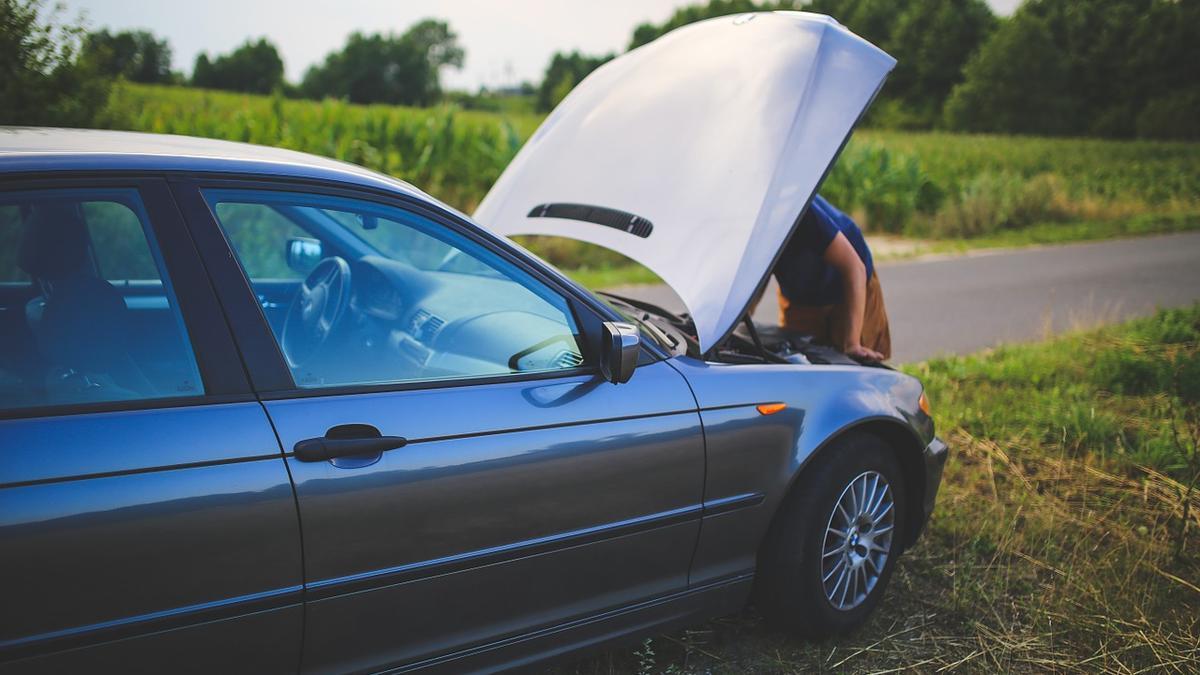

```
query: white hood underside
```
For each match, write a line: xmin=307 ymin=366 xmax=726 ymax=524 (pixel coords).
xmin=474 ymin=11 xmax=895 ymax=352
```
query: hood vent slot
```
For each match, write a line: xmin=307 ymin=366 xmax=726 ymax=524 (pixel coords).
xmin=527 ymin=203 xmax=653 ymax=238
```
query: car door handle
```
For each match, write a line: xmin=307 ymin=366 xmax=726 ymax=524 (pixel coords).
xmin=293 ymin=424 xmax=408 ymax=462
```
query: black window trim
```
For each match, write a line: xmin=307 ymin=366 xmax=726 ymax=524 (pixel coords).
xmin=166 ymin=173 xmax=657 ymax=400
xmin=0 ymin=174 xmax=254 ymax=421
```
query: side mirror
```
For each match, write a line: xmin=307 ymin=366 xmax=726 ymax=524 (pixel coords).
xmin=600 ymin=321 xmax=640 ymax=384
xmin=286 ymin=237 xmax=323 ymax=275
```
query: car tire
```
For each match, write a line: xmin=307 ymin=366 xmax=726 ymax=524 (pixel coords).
xmin=754 ymin=432 xmax=907 ymax=638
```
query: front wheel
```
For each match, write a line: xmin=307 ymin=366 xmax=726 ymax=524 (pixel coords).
xmin=754 ymin=432 xmax=907 ymax=638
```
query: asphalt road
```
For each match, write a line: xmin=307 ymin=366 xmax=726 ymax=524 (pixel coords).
xmin=612 ymin=232 xmax=1200 ymax=363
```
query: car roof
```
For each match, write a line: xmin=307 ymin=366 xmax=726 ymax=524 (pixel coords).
xmin=0 ymin=126 xmax=435 ymax=203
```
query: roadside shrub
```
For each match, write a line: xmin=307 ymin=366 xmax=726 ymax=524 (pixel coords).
xmin=1173 ymin=351 xmax=1200 ymax=404
xmin=1130 ymin=305 xmax=1200 ymax=344
xmin=1090 ymin=348 xmax=1170 ymax=396
xmin=921 ymin=171 xmax=1068 ymax=238
xmin=820 ymin=143 xmax=943 ymax=234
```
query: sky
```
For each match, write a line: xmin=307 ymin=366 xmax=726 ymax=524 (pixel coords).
xmin=60 ymin=0 xmax=1023 ymax=91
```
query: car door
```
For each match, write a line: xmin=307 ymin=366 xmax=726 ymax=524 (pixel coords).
xmin=0 ymin=178 xmax=303 ymax=674
xmin=173 ymin=180 xmax=706 ymax=673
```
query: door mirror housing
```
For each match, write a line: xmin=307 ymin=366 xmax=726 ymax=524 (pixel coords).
xmin=286 ymin=237 xmax=324 ymax=274
xmin=600 ymin=321 xmax=640 ymax=384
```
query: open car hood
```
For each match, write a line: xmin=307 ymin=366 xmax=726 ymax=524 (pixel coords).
xmin=474 ymin=11 xmax=895 ymax=353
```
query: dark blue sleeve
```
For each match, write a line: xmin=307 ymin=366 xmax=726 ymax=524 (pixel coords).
xmin=798 ymin=195 xmax=840 ymax=253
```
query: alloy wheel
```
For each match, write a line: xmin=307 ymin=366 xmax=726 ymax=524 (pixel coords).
xmin=820 ymin=470 xmax=895 ymax=610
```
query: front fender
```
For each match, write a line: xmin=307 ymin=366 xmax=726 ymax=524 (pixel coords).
xmin=664 ymin=356 xmax=930 ymax=585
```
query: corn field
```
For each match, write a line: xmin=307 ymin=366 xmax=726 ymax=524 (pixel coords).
xmin=105 ymin=83 xmax=1200 ymax=244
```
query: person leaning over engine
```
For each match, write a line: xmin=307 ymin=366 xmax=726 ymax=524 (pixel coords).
xmin=766 ymin=194 xmax=892 ymax=361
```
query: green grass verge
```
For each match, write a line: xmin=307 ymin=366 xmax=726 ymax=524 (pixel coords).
xmin=558 ymin=305 xmax=1200 ymax=673
xmin=876 ymin=212 xmax=1200 ymax=261
xmin=561 ymin=265 xmax=662 ymax=290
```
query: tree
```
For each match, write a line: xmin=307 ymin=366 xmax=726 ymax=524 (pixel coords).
xmin=192 ymin=38 xmax=284 ymax=94
xmin=628 ymin=0 xmax=769 ymax=50
xmin=566 ymin=0 xmax=994 ymax=126
xmin=301 ymin=19 xmax=463 ymax=105
xmin=803 ymin=0 xmax=995 ymax=127
xmin=535 ymin=51 xmax=612 ymax=112
xmin=942 ymin=11 xmax=1076 ymax=135
xmin=538 ymin=0 xmax=788 ymax=112
xmin=945 ymin=0 xmax=1199 ymax=138
xmin=0 ymin=0 xmax=110 ymax=126
xmin=803 ymin=0 xmax=900 ymax=48
xmin=84 ymin=29 xmax=173 ymax=84
xmin=882 ymin=0 xmax=995 ymax=126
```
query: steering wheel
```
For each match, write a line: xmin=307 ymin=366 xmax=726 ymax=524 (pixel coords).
xmin=281 ymin=256 xmax=352 ymax=369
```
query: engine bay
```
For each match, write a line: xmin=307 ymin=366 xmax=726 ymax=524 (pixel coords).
xmin=598 ymin=292 xmax=866 ymax=367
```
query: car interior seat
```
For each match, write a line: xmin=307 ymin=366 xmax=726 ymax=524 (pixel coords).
xmin=17 ymin=202 xmax=156 ymax=402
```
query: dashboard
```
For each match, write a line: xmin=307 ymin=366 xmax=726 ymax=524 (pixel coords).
xmin=328 ymin=255 xmax=585 ymax=384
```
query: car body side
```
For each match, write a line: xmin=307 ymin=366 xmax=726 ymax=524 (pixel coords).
xmin=0 ymin=135 xmax=944 ymax=672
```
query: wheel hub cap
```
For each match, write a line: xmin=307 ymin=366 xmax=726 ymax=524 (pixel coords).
xmin=820 ymin=470 xmax=895 ymax=611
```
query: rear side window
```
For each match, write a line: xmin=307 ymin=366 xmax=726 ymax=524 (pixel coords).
xmin=0 ymin=188 xmax=204 ymax=412
xmin=86 ymin=201 xmax=160 ymax=281
xmin=0 ymin=205 xmax=28 ymax=282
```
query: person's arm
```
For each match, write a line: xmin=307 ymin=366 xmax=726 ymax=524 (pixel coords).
xmin=823 ymin=232 xmax=884 ymax=361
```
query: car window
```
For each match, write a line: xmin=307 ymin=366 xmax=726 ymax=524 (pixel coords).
xmin=85 ymin=201 xmax=160 ymax=281
xmin=203 ymin=189 xmax=586 ymax=389
xmin=0 ymin=205 xmax=29 ymax=282
xmin=0 ymin=188 xmax=205 ymax=411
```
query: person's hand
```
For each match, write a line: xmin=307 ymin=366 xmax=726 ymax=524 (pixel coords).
xmin=845 ymin=343 xmax=885 ymax=362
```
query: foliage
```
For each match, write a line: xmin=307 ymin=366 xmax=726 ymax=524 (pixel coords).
xmin=609 ymin=0 xmax=996 ymax=130
xmin=558 ymin=307 xmax=1200 ymax=673
xmin=875 ymin=0 xmax=996 ymax=128
xmin=1137 ymin=88 xmax=1200 ymax=142
xmin=946 ymin=0 xmax=1200 ymax=139
xmin=101 ymin=83 xmax=1200 ymax=279
xmin=192 ymin=38 xmax=284 ymax=94
xmin=0 ymin=0 xmax=110 ymax=126
xmin=628 ymin=0 xmax=780 ymax=49
xmin=942 ymin=10 xmax=1075 ymax=136
xmin=840 ymin=129 xmax=1200 ymax=237
xmin=573 ymin=0 xmax=1197 ymax=139
xmin=83 ymin=28 xmax=174 ymax=84
xmin=535 ymin=51 xmax=612 ymax=112
xmin=105 ymin=84 xmax=535 ymax=213
xmin=300 ymin=20 xmax=463 ymax=106
xmin=820 ymin=143 xmax=942 ymax=234
xmin=446 ymin=85 xmax=536 ymax=115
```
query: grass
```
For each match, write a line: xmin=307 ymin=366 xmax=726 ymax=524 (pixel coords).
xmin=562 ymin=265 xmax=663 ymax=290
xmin=96 ymin=83 xmax=1200 ymax=286
xmin=554 ymin=306 xmax=1200 ymax=673
xmin=872 ymin=212 xmax=1200 ymax=262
